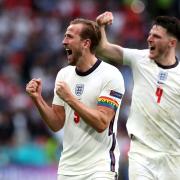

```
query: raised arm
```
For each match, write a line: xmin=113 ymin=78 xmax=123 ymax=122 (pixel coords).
xmin=96 ymin=11 xmax=124 ymax=64
xmin=26 ymin=78 xmax=65 ymax=132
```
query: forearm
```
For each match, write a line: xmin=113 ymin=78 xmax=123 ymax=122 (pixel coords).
xmin=66 ymin=96 xmax=111 ymax=133
xmin=96 ymin=26 xmax=124 ymax=64
xmin=55 ymin=82 xmax=114 ymax=132
xmin=32 ymin=96 xmax=64 ymax=132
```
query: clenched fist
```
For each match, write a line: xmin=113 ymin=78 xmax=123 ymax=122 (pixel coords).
xmin=26 ymin=78 xmax=42 ymax=99
xmin=96 ymin=11 xmax=113 ymax=26
xmin=56 ymin=81 xmax=74 ymax=103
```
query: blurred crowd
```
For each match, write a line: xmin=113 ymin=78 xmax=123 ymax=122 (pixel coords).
xmin=0 ymin=0 xmax=179 ymax=179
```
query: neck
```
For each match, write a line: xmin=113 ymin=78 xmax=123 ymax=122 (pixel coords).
xmin=155 ymin=57 xmax=176 ymax=66
xmin=155 ymin=49 xmax=176 ymax=66
xmin=76 ymin=54 xmax=97 ymax=72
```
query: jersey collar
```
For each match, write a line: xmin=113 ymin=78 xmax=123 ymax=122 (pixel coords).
xmin=75 ymin=59 xmax=101 ymax=76
xmin=155 ymin=57 xmax=179 ymax=69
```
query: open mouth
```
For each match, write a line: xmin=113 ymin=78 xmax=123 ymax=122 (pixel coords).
xmin=150 ymin=47 xmax=155 ymax=51
xmin=66 ymin=49 xmax=72 ymax=55
xmin=149 ymin=46 xmax=155 ymax=51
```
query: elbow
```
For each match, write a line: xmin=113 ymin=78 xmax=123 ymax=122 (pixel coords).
xmin=51 ymin=127 xmax=60 ymax=132
xmin=96 ymin=128 xmax=106 ymax=133
xmin=95 ymin=120 xmax=109 ymax=133
xmin=49 ymin=124 xmax=62 ymax=132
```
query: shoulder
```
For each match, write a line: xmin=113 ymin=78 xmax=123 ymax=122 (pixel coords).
xmin=57 ymin=65 xmax=75 ymax=75
xmin=99 ymin=61 xmax=124 ymax=81
xmin=101 ymin=62 xmax=125 ymax=93
xmin=60 ymin=65 xmax=75 ymax=72
xmin=100 ymin=61 xmax=120 ymax=72
xmin=123 ymin=48 xmax=149 ymax=57
xmin=122 ymin=48 xmax=149 ymax=66
xmin=56 ymin=65 xmax=75 ymax=80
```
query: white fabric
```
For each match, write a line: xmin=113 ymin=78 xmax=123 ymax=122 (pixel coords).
xmin=57 ymin=171 xmax=117 ymax=180
xmin=123 ymin=48 xmax=180 ymax=153
xmin=53 ymin=60 xmax=125 ymax=175
xmin=129 ymin=138 xmax=180 ymax=180
xmin=123 ymin=48 xmax=180 ymax=180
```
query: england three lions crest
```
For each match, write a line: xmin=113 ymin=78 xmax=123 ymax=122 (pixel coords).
xmin=75 ymin=84 xmax=84 ymax=96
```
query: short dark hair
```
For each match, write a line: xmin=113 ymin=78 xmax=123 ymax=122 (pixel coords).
xmin=70 ymin=18 xmax=101 ymax=53
xmin=153 ymin=16 xmax=180 ymax=41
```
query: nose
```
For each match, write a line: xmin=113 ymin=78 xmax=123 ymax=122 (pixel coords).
xmin=147 ymin=35 xmax=152 ymax=43
xmin=147 ymin=34 xmax=153 ymax=42
xmin=62 ymin=38 xmax=67 ymax=45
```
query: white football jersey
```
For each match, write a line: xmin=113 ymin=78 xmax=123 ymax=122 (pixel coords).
xmin=123 ymin=48 xmax=180 ymax=154
xmin=53 ymin=59 xmax=125 ymax=175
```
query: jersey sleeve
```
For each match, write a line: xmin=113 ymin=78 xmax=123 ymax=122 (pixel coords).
xmin=123 ymin=48 xmax=149 ymax=68
xmin=97 ymin=67 xmax=125 ymax=112
xmin=52 ymin=70 xmax=65 ymax=106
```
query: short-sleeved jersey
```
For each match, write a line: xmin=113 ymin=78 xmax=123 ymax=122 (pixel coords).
xmin=123 ymin=48 xmax=180 ymax=154
xmin=53 ymin=59 xmax=125 ymax=175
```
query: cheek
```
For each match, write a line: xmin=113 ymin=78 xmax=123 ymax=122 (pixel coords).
xmin=158 ymin=42 xmax=168 ymax=53
xmin=74 ymin=48 xmax=82 ymax=57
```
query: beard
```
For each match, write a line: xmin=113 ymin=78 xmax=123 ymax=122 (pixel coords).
xmin=68 ymin=50 xmax=83 ymax=66
xmin=150 ymin=45 xmax=169 ymax=62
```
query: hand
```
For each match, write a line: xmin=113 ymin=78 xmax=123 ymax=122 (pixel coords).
xmin=96 ymin=11 xmax=113 ymax=26
xmin=26 ymin=78 xmax=42 ymax=99
xmin=56 ymin=81 xmax=73 ymax=102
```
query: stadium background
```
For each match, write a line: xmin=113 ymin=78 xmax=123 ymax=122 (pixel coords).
xmin=0 ymin=0 xmax=179 ymax=179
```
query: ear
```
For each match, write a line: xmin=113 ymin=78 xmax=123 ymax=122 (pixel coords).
xmin=83 ymin=39 xmax=91 ymax=49
xmin=169 ymin=37 xmax=177 ymax=48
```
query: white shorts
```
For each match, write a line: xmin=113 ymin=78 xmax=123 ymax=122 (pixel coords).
xmin=57 ymin=171 xmax=117 ymax=180
xmin=128 ymin=136 xmax=180 ymax=180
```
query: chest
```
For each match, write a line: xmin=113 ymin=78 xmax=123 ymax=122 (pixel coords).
xmin=133 ymin=60 xmax=180 ymax=105
xmin=65 ymin=74 xmax=104 ymax=106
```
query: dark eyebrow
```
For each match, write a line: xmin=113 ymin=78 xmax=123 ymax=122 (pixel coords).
xmin=148 ymin=31 xmax=162 ymax=39
xmin=153 ymin=33 xmax=162 ymax=39
xmin=64 ymin=33 xmax=72 ymax=38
